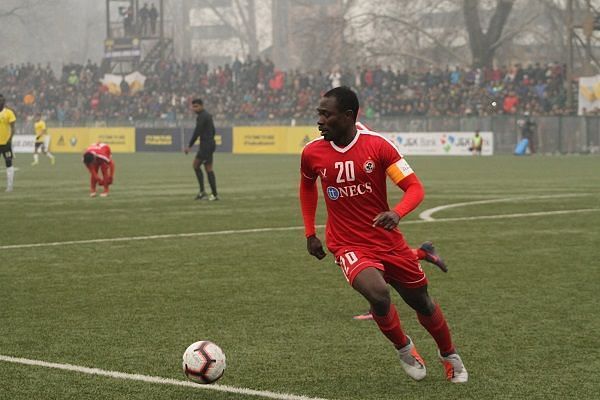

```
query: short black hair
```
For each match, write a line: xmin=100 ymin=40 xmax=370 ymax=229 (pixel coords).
xmin=83 ymin=152 xmax=95 ymax=165
xmin=323 ymin=86 xmax=359 ymax=121
xmin=192 ymin=98 xmax=203 ymax=106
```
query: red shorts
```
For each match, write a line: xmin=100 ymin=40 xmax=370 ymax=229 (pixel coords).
xmin=334 ymin=247 xmax=427 ymax=288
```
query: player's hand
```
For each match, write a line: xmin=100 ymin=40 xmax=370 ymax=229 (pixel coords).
xmin=98 ymin=179 xmax=105 ymax=186
xmin=106 ymin=176 xmax=113 ymax=185
xmin=307 ymin=235 xmax=326 ymax=260
xmin=184 ymin=147 xmax=190 ymax=155
xmin=372 ymin=211 xmax=401 ymax=230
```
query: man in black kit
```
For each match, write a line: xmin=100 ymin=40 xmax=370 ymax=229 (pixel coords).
xmin=184 ymin=98 xmax=218 ymax=201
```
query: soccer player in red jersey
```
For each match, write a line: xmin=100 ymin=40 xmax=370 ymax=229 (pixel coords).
xmin=83 ymin=142 xmax=114 ymax=197
xmin=299 ymin=87 xmax=467 ymax=383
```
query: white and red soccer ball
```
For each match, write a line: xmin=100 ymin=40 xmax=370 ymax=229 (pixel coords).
xmin=182 ymin=340 xmax=226 ymax=384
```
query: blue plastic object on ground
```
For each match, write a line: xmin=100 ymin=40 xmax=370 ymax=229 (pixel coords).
xmin=514 ymin=138 xmax=529 ymax=155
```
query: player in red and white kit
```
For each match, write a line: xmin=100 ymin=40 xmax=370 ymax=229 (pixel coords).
xmin=300 ymin=87 xmax=467 ymax=383
xmin=83 ymin=142 xmax=114 ymax=197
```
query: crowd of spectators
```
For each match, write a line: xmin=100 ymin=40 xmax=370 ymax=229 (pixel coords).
xmin=0 ymin=56 xmax=572 ymax=124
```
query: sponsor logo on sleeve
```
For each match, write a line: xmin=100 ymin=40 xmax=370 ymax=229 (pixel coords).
xmin=396 ymin=159 xmax=413 ymax=176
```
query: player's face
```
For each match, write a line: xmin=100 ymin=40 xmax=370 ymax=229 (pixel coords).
xmin=317 ymin=96 xmax=353 ymax=142
xmin=191 ymin=103 xmax=203 ymax=114
xmin=0 ymin=96 xmax=5 ymax=109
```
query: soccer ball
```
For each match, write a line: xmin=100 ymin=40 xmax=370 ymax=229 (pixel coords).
xmin=182 ymin=340 xmax=226 ymax=384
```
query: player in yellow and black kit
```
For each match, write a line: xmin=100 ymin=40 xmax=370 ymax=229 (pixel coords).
xmin=0 ymin=94 xmax=16 ymax=192
xmin=32 ymin=113 xmax=55 ymax=165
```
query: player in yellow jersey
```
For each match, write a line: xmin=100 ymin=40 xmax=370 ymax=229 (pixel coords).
xmin=0 ymin=94 xmax=16 ymax=192
xmin=32 ymin=113 xmax=55 ymax=165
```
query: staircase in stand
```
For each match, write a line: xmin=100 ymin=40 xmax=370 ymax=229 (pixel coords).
xmin=138 ymin=38 xmax=174 ymax=74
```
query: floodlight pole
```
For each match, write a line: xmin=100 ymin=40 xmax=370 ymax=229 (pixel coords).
xmin=159 ymin=0 xmax=165 ymax=62
xmin=567 ymin=0 xmax=574 ymax=110
xmin=106 ymin=0 xmax=111 ymax=38
xmin=585 ymin=0 xmax=593 ymax=74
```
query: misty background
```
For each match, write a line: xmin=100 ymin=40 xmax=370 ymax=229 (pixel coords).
xmin=0 ymin=0 xmax=595 ymax=73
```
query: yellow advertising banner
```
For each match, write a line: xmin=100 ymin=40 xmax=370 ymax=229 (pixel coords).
xmin=233 ymin=127 xmax=286 ymax=153
xmin=48 ymin=127 xmax=135 ymax=153
xmin=48 ymin=128 xmax=89 ymax=153
xmin=284 ymin=127 xmax=320 ymax=154
xmin=233 ymin=126 xmax=319 ymax=154
xmin=145 ymin=135 xmax=173 ymax=145
xmin=88 ymin=128 xmax=135 ymax=153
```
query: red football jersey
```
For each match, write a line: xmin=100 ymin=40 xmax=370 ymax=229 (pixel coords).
xmin=85 ymin=142 xmax=112 ymax=162
xmin=301 ymin=126 xmax=416 ymax=254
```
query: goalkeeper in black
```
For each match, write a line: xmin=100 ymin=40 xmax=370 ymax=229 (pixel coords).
xmin=184 ymin=98 xmax=218 ymax=201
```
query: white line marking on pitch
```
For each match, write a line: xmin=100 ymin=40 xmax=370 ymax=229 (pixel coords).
xmin=417 ymin=208 xmax=599 ymax=223
xmin=0 ymin=226 xmax=310 ymax=250
xmin=1 ymin=208 xmax=598 ymax=251
xmin=418 ymin=194 xmax=591 ymax=221
xmin=0 ymin=355 xmax=331 ymax=400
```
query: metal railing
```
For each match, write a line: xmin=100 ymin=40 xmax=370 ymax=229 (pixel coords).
xmin=13 ymin=116 xmax=600 ymax=154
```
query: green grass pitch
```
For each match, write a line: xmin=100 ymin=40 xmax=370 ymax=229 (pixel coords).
xmin=0 ymin=152 xmax=599 ymax=400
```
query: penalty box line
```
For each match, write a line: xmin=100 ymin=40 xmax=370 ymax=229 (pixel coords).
xmin=0 ymin=354 xmax=331 ymax=400
xmin=0 ymin=208 xmax=599 ymax=251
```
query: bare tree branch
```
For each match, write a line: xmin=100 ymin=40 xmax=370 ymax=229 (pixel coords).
xmin=233 ymin=0 xmax=250 ymax=34
xmin=489 ymin=13 xmax=540 ymax=51
xmin=204 ymin=0 xmax=249 ymax=56
xmin=0 ymin=5 xmax=29 ymax=18
xmin=205 ymin=1 xmax=243 ymax=38
xmin=463 ymin=0 xmax=484 ymax=38
xmin=205 ymin=0 xmax=258 ymax=57
xmin=366 ymin=47 xmax=437 ymax=66
xmin=573 ymin=31 xmax=600 ymax=71
xmin=362 ymin=12 xmax=464 ymax=63
xmin=463 ymin=0 xmax=515 ymax=67
xmin=0 ymin=0 xmax=47 ymax=22
xmin=485 ymin=0 xmax=516 ymax=43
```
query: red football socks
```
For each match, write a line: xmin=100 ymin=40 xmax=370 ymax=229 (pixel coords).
xmin=371 ymin=304 xmax=408 ymax=349
xmin=414 ymin=248 xmax=427 ymax=260
xmin=417 ymin=303 xmax=455 ymax=355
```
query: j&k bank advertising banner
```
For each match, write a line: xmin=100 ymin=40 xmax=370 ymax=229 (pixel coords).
xmin=233 ymin=126 xmax=319 ymax=154
xmin=381 ymin=131 xmax=494 ymax=156
xmin=48 ymin=128 xmax=136 ymax=153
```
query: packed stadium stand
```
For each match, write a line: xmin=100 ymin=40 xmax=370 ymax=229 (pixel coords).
xmin=1 ymin=57 xmax=571 ymax=123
